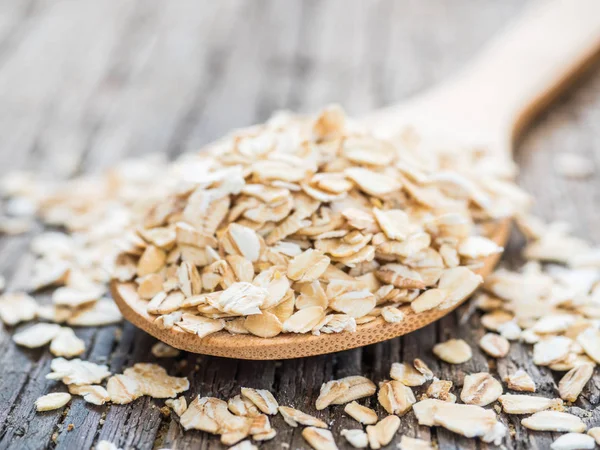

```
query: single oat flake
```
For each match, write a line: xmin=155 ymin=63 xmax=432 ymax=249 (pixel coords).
xmin=550 ymin=433 xmax=595 ymax=450
xmin=366 ymin=415 xmax=400 ymax=449
xmin=498 ymin=394 xmax=563 ymax=414
xmin=343 ymin=401 xmax=378 ymax=425
xmin=47 ymin=358 xmax=111 ymax=386
xmin=413 ymin=400 xmax=505 ymax=444
xmin=432 ymin=339 xmax=472 ymax=364
xmin=398 ymin=435 xmax=434 ymax=450
xmin=0 ymin=292 xmax=38 ymax=326
xmin=588 ymin=427 xmax=600 ymax=445
xmin=558 ymin=363 xmax=594 ymax=402
xmin=35 ymin=392 xmax=72 ymax=412
xmin=521 ymin=411 xmax=586 ymax=433
xmin=302 ymin=426 xmax=338 ymax=450
xmin=241 ymin=388 xmax=279 ymax=415
xmin=166 ymin=396 xmax=188 ymax=416
xmin=68 ymin=385 xmax=110 ymax=406
xmin=49 ymin=327 xmax=86 ymax=358
xmin=390 ymin=362 xmax=428 ymax=386
xmin=479 ymin=333 xmax=510 ymax=358
xmin=13 ymin=323 xmax=61 ymax=348
xmin=460 ymin=373 xmax=503 ymax=406
xmin=378 ymin=380 xmax=416 ymax=416
xmin=316 ymin=376 xmax=376 ymax=410
xmin=426 ymin=380 xmax=455 ymax=402
xmin=341 ymin=429 xmax=368 ymax=448
xmin=279 ymin=406 xmax=327 ymax=428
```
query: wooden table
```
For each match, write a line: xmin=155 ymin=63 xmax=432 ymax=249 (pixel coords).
xmin=1 ymin=1 xmax=599 ymax=449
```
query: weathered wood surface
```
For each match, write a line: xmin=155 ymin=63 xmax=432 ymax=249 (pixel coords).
xmin=0 ymin=0 xmax=599 ymax=449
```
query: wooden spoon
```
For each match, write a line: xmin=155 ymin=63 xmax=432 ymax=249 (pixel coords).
xmin=112 ymin=0 xmax=600 ymax=360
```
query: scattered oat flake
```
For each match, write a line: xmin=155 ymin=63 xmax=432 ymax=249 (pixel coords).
xmin=341 ymin=429 xmax=368 ymax=448
xmin=433 ymin=339 xmax=472 ymax=364
xmin=47 ymin=357 xmax=111 ymax=385
xmin=316 ymin=376 xmax=376 ymax=410
xmin=426 ymin=380 xmax=454 ymax=402
xmin=534 ymin=336 xmax=573 ymax=366
xmin=252 ymin=428 xmax=277 ymax=441
xmin=521 ymin=411 xmax=586 ymax=433
xmin=35 ymin=392 xmax=72 ymax=412
xmin=366 ymin=415 xmax=400 ymax=449
xmin=166 ymin=396 xmax=188 ymax=416
xmin=121 ymin=363 xmax=189 ymax=400
xmin=0 ymin=292 xmax=39 ymax=326
xmin=278 ymin=406 xmax=327 ymax=428
xmin=413 ymin=359 xmax=434 ymax=380
xmin=424 ymin=401 xmax=506 ymax=444
xmin=498 ymin=394 xmax=563 ymax=414
xmin=480 ymin=310 xmax=513 ymax=331
xmin=588 ymin=427 xmax=600 ymax=445
xmin=479 ymin=333 xmax=510 ymax=358
xmin=106 ymin=374 xmax=141 ymax=404
xmin=52 ymin=286 xmax=104 ymax=308
xmin=504 ymin=369 xmax=536 ymax=392
xmin=413 ymin=399 xmax=449 ymax=426
xmin=13 ymin=323 xmax=61 ymax=348
xmin=551 ymin=432 xmax=595 ymax=450
xmin=228 ymin=394 xmax=260 ymax=417
xmin=66 ymin=298 xmax=122 ymax=326
xmin=68 ymin=385 xmax=110 ymax=405
xmin=343 ymin=401 xmax=378 ymax=425
xmin=558 ymin=363 xmax=594 ymax=402
xmin=378 ymin=380 xmax=416 ymax=416
xmin=49 ymin=327 xmax=85 ymax=357
xmin=241 ymin=388 xmax=278 ymax=415
xmin=398 ymin=435 xmax=434 ymax=450
xmin=390 ymin=362 xmax=427 ymax=387
xmin=460 ymin=373 xmax=503 ymax=406
xmin=179 ymin=396 xmax=220 ymax=433
xmin=577 ymin=328 xmax=600 ymax=363
xmin=302 ymin=426 xmax=338 ymax=450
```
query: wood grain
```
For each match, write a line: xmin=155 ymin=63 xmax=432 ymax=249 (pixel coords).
xmin=0 ymin=1 xmax=599 ymax=449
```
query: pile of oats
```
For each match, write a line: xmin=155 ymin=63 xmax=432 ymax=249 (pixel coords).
xmin=4 ymin=105 xmax=599 ymax=450
xmin=111 ymin=106 xmax=528 ymax=339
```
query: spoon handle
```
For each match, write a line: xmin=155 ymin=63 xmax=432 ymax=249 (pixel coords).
xmin=370 ymin=0 xmax=600 ymax=150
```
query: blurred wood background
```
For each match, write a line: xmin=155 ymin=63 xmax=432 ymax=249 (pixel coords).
xmin=1 ymin=0 xmax=600 ymax=449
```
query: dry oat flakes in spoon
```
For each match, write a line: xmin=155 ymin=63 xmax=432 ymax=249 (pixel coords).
xmin=110 ymin=105 xmax=519 ymax=352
